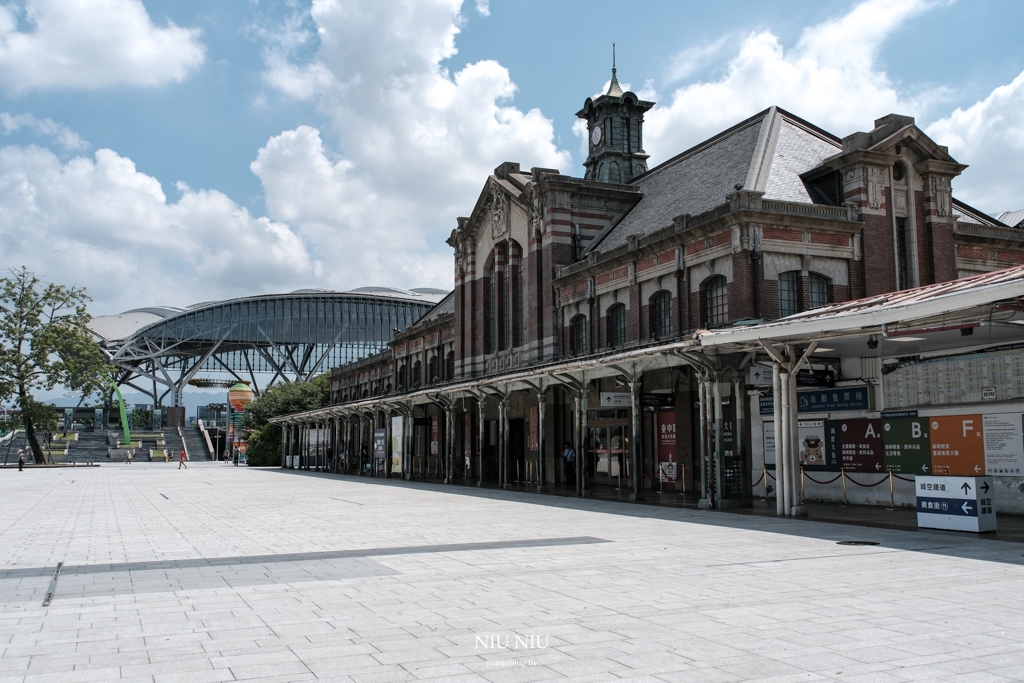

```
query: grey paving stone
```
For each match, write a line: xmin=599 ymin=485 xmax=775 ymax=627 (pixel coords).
xmin=3 ymin=464 xmax=1024 ymax=682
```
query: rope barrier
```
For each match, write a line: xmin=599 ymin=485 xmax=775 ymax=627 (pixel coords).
xmin=893 ymin=473 xmax=916 ymax=483
xmin=845 ymin=473 xmax=889 ymax=488
xmin=765 ymin=470 xmax=776 ymax=481
xmin=802 ymin=471 xmax=843 ymax=485
xmin=752 ymin=471 xmax=764 ymax=486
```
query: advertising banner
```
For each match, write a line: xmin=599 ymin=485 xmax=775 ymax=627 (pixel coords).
xmin=430 ymin=414 xmax=439 ymax=455
xmin=373 ymin=428 xmax=386 ymax=463
xmin=762 ymin=421 xmax=776 ymax=469
xmin=391 ymin=416 xmax=403 ymax=474
xmin=656 ymin=410 xmax=676 ymax=490
xmin=797 ymin=420 xmax=827 ymax=469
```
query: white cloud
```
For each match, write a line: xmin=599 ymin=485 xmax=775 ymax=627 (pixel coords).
xmin=0 ymin=145 xmax=311 ymax=314
xmin=256 ymin=0 xmax=571 ymax=292
xmin=926 ymin=70 xmax=1024 ymax=214
xmin=0 ymin=0 xmax=205 ymax=92
xmin=665 ymin=35 xmax=733 ymax=83
xmin=0 ymin=111 xmax=88 ymax=150
xmin=475 ymin=0 xmax=490 ymax=17
xmin=643 ymin=0 xmax=934 ymax=164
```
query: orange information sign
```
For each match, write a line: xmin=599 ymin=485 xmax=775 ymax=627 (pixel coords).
xmin=929 ymin=415 xmax=985 ymax=476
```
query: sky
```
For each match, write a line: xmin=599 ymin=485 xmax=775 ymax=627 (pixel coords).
xmin=0 ymin=0 xmax=1022 ymax=318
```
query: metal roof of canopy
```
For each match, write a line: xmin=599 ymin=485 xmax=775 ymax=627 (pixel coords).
xmin=272 ymin=265 xmax=1024 ymax=426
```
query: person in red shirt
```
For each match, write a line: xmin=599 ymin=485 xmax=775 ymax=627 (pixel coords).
xmin=178 ymin=449 xmax=187 ymax=469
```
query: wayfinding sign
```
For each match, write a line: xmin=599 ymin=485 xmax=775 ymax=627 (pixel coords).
xmin=826 ymin=418 xmax=884 ymax=473
xmin=928 ymin=415 xmax=984 ymax=476
xmin=982 ymin=414 xmax=1024 ymax=476
xmin=883 ymin=416 xmax=931 ymax=475
xmin=916 ymin=476 xmax=996 ymax=532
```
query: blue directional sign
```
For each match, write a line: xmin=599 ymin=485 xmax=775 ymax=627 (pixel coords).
xmin=760 ymin=385 xmax=871 ymax=415
xmin=916 ymin=476 xmax=996 ymax=532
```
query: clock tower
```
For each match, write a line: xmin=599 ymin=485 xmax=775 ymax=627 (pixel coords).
xmin=576 ymin=51 xmax=654 ymax=183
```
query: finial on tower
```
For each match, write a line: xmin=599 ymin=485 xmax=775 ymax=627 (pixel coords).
xmin=607 ymin=43 xmax=624 ymax=97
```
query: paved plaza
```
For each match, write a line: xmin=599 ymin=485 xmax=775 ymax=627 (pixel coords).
xmin=2 ymin=464 xmax=1024 ymax=682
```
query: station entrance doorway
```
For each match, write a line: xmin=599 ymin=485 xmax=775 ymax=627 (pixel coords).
xmin=587 ymin=409 xmax=632 ymax=490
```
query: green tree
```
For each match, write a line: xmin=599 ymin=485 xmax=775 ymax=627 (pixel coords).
xmin=242 ymin=374 xmax=329 ymax=466
xmin=0 ymin=267 xmax=112 ymax=463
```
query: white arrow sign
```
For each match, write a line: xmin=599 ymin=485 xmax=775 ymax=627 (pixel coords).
xmin=974 ymin=465 xmax=981 ymax=473
xmin=875 ymin=462 xmax=882 ymax=470
xmin=961 ymin=501 xmax=973 ymax=515
xmin=921 ymin=464 xmax=929 ymax=472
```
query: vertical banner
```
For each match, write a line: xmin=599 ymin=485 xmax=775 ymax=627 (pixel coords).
xmin=430 ymin=414 xmax=439 ymax=456
xmin=656 ymin=410 xmax=677 ymax=490
xmin=883 ymin=416 xmax=931 ymax=474
xmin=464 ymin=413 xmax=472 ymax=472
xmin=982 ymin=414 xmax=1024 ymax=476
xmin=391 ymin=416 xmax=403 ymax=474
xmin=529 ymin=406 xmax=538 ymax=451
xmin=762 ymin=421 xmax=776 ymax=469
xmin=928 ymin=415 xmax=984 ymax=476
xmin=373 ymin=428 xmax=386 ymax=463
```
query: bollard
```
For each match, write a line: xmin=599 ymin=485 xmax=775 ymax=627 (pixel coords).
xmin=841 ymin=468 xmax=848 ymax=507
xmin=800 ymin=466 xmax=806 ymax=505
xmin=886 ymin=468 xmax=895 ymax=511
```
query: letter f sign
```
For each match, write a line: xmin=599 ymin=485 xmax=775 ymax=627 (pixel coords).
xmin=963 ymin=419 xmax=974 ymax=437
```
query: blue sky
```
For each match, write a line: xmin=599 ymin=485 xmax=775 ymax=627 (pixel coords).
xmin=1 ymin=0 xmax=1022 ymax=316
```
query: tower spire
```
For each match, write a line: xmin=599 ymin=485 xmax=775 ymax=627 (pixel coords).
xmin=607 ymin=43 xmax=623 ymax=97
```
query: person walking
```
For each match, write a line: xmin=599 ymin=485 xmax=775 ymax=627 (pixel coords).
xmin=562 ymin=441 xmax=575 ymax=486
xmin=17 ymin=450 xmax=25 ymax=471
xmin=125 ymin=449 xmax=132 ymax=465
xmin=178 ymin=449 xmax=187 ymax=469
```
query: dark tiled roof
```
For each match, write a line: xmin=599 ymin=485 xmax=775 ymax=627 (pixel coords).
xmin=587 ymin=107 xmax=842 ymax=254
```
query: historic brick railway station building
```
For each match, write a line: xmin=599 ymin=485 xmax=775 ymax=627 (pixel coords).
xmin=276 ymin=69 xmax=1024 ymax=515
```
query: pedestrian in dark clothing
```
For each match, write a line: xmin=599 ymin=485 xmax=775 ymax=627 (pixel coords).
xmin=562 ymin=441 xmax=575 ymax=485
xmin=18 ymin=450 xmax=25 ymax=471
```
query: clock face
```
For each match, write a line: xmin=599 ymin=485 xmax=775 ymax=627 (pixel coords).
xmin=590 ymin=124 xmax=602 ymax=146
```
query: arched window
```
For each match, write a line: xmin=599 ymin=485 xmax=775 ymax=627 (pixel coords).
xmin=446 ymin=351 xmax=455 ymax=381
xmin=607 ymin=303 xmax=626 ymax=348
xmin=412 ymin=360 xmax=422 ymax=387
xmin=650 ymin=291 xmax=672 ymax=339
xmin=809 ymin=273 xmax=829 ymax=309
xmin=779 ymin=271 xmax=800 ymax=318
xmin=398 ymin=364 xmax=408 ymax=390
xmin=701 ymin=276 xmax=728 ymax=328
xmin=570 ymin=314 xmax=587 ymax=356
xmin=427 ymin=355 xmax=438 ymax=384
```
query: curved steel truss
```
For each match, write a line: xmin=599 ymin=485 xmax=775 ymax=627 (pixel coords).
xmin=99 ymin=291 xmax=439 ymax=406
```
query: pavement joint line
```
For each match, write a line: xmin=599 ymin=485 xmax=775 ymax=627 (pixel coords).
xmin=0 ymin=536 xmax=610 ymax=580
xmin=330 ymin=497 xmax=362 ymax=505
xmin=704 ymin=546 xmax=954 ymax=567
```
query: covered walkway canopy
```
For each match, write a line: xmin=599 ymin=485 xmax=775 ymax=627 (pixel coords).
xmin=90 ymin=287 xmax=447 ymax=406
xmin=272 ymin=266 xmax=1024 ymax=512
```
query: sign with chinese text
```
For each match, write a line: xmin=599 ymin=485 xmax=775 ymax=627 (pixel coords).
xmin=391 ymin=416 xmax=403 ymax=474
xmin=825 ymin=418 xmax=883 ymax=473
xmin=982 ymin=414 xmax=1024 ymax=476
xmin=600 ymin=392 xmax=631 ymax=408
xmin=656 ymin=410 xmax=676 ymax=490
xmin=916 ymin=475 xmax=996 ymax=532
xmin=883 ymin=416 xmax=931 ymax=474
xmin=760 ymin=385 xmax=871 ymax=415
xmin=928 ymin=415 xmax=984 ymax=476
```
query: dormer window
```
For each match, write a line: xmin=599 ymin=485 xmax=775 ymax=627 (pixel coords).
xmin=892 ymin=162 xmax=906 ymax=182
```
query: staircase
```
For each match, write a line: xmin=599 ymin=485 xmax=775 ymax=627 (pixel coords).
xmin=161 ymin=428 xmax=185 ymax=461
xmin=181 ymin=426 xmax=211 ymax=460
